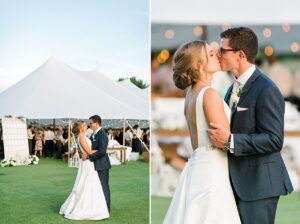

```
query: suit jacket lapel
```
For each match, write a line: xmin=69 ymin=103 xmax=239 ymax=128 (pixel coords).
xmin=237 ymin=68 xmax=261 ymax=106
xmin=224 ymin=84 xmax=234 ymax=106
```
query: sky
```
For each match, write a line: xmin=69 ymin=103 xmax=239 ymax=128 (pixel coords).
xmin=0 ymin=0 xmax=150 ymax=92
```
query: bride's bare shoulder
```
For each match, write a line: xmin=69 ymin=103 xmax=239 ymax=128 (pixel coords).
xmin=203 ymin=87 xmax=223 ymax=107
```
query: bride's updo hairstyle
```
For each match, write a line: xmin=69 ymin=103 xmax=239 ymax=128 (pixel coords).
xmin=173 ymin=40 xmax=207 ymax=90
xmin=72 ymin=120 xmax=85 ymax=137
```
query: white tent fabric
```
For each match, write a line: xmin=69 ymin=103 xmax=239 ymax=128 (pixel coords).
xmin=152 ymin=0 xmax=300 ymax=24
xmin=118 ymin=79 xmax=149 ymax=101
xmin=0 ymin=57 xmax=147 ymax=120
xmin=75 ymin=70 xmax=149 ymax=116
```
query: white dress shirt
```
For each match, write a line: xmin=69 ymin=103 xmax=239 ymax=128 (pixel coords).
xmin=27 ymin=129 xmax=34 ymax=140
xmin=125 ymin=130 xmax=133 ymax=141
xmin=44 ymin=130 xmax=55 ymax=140
xmin=92 ymin=127 xmax=102 ymax=137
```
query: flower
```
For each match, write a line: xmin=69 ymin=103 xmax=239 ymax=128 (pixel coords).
xmin=10 ymin=160 xmax=17 ymax=167
xmin=231 ymin=87 xmax=245 ymax=105
xmin=0 ymin=159 xmax=10 ymax=167
xmin=0 ymin=156 xmax=39 ymax=167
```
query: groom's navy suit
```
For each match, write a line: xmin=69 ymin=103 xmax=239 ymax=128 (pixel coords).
xmin=224 ymin=68 xmax=293 ymax=224
xmin=88 ymin=128 xmax=111 ymax=212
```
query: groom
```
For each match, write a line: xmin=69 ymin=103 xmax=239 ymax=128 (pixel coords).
xmin=208 ymin=27 xmax=293 ymax=224
xmin=82 ymin=115 xmax=111 ymax=212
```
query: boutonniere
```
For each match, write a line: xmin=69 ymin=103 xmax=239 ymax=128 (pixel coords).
xmin=231 ymin=88 xmax=246 ymax=104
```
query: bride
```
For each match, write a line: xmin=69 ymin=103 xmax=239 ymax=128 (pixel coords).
xmin=163 ymin=40 xmax=241 ymax=223
xmin=59 ymin=120 xmax=109 ymax=220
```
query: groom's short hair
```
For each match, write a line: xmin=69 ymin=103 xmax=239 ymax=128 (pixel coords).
xmin=220 ymin=27 xmax=258 ymax=63
xmin=89 ymin=115 xmax=102 ymax=125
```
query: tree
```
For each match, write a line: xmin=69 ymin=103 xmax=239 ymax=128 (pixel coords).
xmin=129 ymin=76 xmax=149 ymax=89
xmin=117 ymin=77 xmax=127 ymax=82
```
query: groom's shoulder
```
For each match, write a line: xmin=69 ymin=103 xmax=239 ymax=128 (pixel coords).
xmin=255 ymin=69 xmax=278 ymax=90
xmin=98 ymin=129 xmax=108 ymax=139
xmin=255 ymin=69 xmax=283 ymax=98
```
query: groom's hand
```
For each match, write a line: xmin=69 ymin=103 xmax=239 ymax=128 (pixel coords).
xmin=207 ymin=123 xmax=230 ymax=150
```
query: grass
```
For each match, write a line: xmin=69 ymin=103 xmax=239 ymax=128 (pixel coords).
xmin=0 ymin=158 xmax=149 ymax=224
xmin=151 ymin=192 xmax=300 ymax=224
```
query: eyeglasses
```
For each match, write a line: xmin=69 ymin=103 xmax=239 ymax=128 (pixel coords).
xmin=219 ymin=47 xmax=240 ymax=54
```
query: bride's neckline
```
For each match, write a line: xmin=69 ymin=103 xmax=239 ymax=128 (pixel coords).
xmin=190 ymin=85 xmax=211 ymax=99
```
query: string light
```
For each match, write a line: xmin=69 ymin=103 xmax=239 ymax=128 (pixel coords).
xmin=282 ymin=24 xmax=290 ymax=32
xmin=193 ymin=26 xmax=203 ymax=37
xmin=264 ymin=45 xmax=273 ymax=56
xmin=165 ymin=29 xmax=175 ymax=39
xmin=291 ymin=42 xmax=299 ymax=53
xmin=160 ymin=49 xmax=170 ymax=61
xmin=263 ymin=28 xmax=272 ymax=38
xmin=157 ymin=49 xmax=170 ymax=64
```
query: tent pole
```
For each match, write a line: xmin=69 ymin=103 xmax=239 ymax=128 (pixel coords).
xmin=123 ymin=119 xmax=126 ymax=146
xmin=68 ymin=118 xmax=71 ymax=162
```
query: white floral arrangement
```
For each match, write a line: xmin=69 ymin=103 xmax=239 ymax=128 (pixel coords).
xmin=27 ymin=155 xmax=40 ymax=165
xmin=231 ymin=87 xmax=246 ymax=105
xmin=0 ymin=158 xmax=17 ymax=167
xmin=0 ymin=155 xmax=40 ymax=167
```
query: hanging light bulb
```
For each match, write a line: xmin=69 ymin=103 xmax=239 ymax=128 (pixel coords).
xmin=282 ymin=24 xmax=290 ymax=32
xmin=165 ymin=29 xmax=175 ymax=39
xmin=193 ymin=26 xmax=203 ymax=37
xmin=160 ymin=49 xmax=170 ymax=61
xmin=291 ymin=42 xmax=299 ymax=53
xmin=263 ymin=28 xmax=272 ymax=38
xmin=264 ymin=45 xmax=273 ymax=56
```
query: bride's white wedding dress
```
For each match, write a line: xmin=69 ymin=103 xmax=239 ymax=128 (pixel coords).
xmin=164 ymin=86 xmax=241 ymax=224
xmin=59 ymin=135 xmax=109 ymax=220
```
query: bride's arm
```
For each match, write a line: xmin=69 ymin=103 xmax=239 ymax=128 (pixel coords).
xmin=78 ymin=137 xmax=97 ymax=155
xmin=203 ymin=88 xmax=230 ymax=148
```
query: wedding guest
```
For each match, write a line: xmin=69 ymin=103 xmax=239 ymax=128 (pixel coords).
xmin=27 ymin=125 xmax=35 ymax=155
xmin=0 ymin=126 xmax=3 ymax=159
xmin=132 ymin=125 xmax=142 ymax=154
xmin=264 ymin=53 xmax=293 ymax=98
xmin=55 ymin=126 xmax=65 ymax=159
xmin=107 ymin=128 xmax=113 ymax=140
xmin=118 ymin=130 xmax=124 ymax=145
xmin=34 ymin=128 xmax=43 ymax=157
xmin=142 ymin=129 xmax=150 ymax=147
xmin=63 ymin=127 xmax=69 ymax=154
xmin=125 ymin=127 xmax=132 ymax=146
xmin=44 ymin=127 xmax=55 ymax=157
xmin=32 ymin=127 xmax=38 ymax=152
xmin=114 ymin=130 xmax=123 ymax=145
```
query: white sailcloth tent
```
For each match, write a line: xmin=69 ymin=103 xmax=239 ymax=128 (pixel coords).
xmin=76 ymin=70 xmax=149 ymax=116
xmin=152 ymin=0 xmax=300 ymax=24
xmin=0 ymin=57 xmax=147 ymax=120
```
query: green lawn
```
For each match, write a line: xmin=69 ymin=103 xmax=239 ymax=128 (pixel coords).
xmin=152 ymin=192 xmax=300 ymax=224
xmin=0 ymin=158 xmax=149 ymax=224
